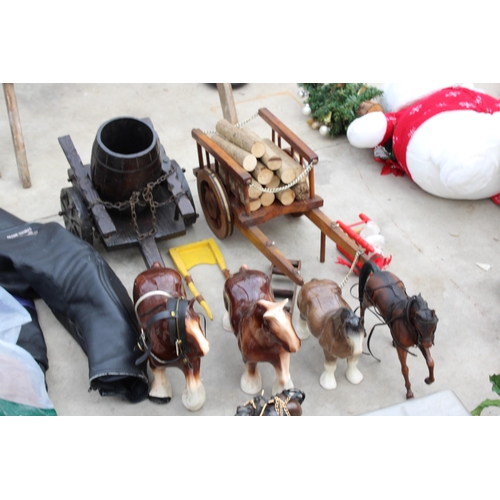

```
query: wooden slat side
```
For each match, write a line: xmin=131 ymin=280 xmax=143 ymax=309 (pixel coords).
xmin=58 ymin=135 xmax=116 ymax=236
xmin=258 ymin=108 xmax=318 ymax=163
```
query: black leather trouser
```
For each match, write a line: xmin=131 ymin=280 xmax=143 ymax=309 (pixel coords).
xmin=0 ymin=208 xmax=148 ymax=403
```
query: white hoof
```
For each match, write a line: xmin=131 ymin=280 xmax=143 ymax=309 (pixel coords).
xmin=149 ymin=369 xmax=173 ymax=400
xmin=320 ymin=370 xmax=337 ymax=390
xmin=222 ymin=311 xmax=233 ymax=332
xmin=241 ymin=368 xmax=262 ymax=394
xmin=319 ymin=360 xmax=337 ymax=390
xmin=272 ymin=377 xmax=294 ymax=396
xmin=182 ymin=383 xmax=206 ymax=411
xmin=346 ymin=361 xmax=363 ymax=385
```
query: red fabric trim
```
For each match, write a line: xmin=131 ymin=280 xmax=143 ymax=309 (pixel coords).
xmin=490 ymin=193 xmax=500 ymax=205
xmin=379 ymin=87 xmax=500 ymax=180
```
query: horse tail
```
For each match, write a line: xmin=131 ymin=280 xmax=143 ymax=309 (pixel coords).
xmin=358 ymin=260 xmax=380 ymax=304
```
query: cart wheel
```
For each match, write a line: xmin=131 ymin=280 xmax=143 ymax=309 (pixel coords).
xmin=60 ymin=187 xmax=94 ymax=244
xmin=197 ymin=169 xmax=233 ymax=239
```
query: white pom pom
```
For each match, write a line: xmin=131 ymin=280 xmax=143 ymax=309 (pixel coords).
xmin=347 ymin=112 xmax=388 ymax=149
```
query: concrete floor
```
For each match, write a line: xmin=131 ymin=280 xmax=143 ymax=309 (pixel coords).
xmin=1 ymin=83 xmax=499 ymax=416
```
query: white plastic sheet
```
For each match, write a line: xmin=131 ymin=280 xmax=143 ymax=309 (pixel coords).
xmin=0 ymin=285 xmax=31 ymax=343
xmin=0 ymin=286 xmax=55 ymax=410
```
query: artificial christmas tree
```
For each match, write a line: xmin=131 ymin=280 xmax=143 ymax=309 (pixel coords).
xmin=298 ymin=83 xmax=383 ymax=137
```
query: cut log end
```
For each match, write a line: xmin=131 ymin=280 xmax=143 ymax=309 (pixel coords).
xmin=216 ymin=119 xmax=266 ymax=159
xmin=250 ymin=142 xmax=266 ymax=158
xmin=250 ymin=198 xmax=262 ymax=211
xmin=211 ymin=134 xmax=257 ymax=172
xmin=242 ymin=155 xmax=257 ymax=171
xmin=252 ymin=161 xmax=273 ymax=185
xmin=265 ymin=157 xmax=282 ymax=171
xmin=276 ymin=188 xmax=296 ymax=206
xmin=292 ymin=180 xmax=310 ymax=201
xmin=260 ymin=191 xmax=276 ymax=207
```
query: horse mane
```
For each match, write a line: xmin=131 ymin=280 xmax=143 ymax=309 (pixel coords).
xmin=413 ymin=294 xmax=438 ymax=324
xmin=358 ymin=261 xmax=381 ymax=302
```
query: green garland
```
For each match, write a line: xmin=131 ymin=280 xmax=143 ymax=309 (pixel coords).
xmin=298 ymin=83 xmax=383 ymax=137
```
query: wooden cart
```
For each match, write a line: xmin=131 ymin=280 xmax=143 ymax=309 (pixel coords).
xmin=58 ymin=118 xmax=197 ymax=269
xmin=192 ymin=107 xmax=367 ymax=286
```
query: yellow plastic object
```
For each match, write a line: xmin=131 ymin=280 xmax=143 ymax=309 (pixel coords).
xmin=169 ymin=238 xmax=230 ymax=320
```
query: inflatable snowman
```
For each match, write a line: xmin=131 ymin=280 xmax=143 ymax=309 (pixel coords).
xmin=347 ymin=84 xmax=500 ymax=203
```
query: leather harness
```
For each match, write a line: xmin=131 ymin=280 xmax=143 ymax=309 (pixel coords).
xmin=364 ymin=279 xmax=426 ymax=359
xmin=134 ymin=291 xmax=192 ymax=368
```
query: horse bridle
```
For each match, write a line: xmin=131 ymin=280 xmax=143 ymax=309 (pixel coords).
xmin=388 ymin=295 xmax=424 ymax=352
xmin=364 ymin=279 xmax=423 ymax=358
xmin=134 ymin=290 xmax=198 ymax=368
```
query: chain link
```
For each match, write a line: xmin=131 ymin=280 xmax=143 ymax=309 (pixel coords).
xmin=88 ymin=166 xmax=185 ymax=240
xmin=259 ymin=394 xmax=292 ymax=416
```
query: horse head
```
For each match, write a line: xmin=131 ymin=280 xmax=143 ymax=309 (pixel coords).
xmin=408 ymin=294 xmax=437 ymax=389
xmin=319 ymin=307 xmax=365 ymax=359
xmin=133 ymin=265 xmax=210 ymax=365
xmin=339 ymin=308 xmax=364 ymax=335
xmin=411 ymin=294 xmax=438 ymax=349
xmin=259 ymin=298 xmax=301 ymax=353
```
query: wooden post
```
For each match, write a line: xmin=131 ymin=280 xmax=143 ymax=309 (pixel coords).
xmin=3 ymin=83 xmax=32 ymax=188
xmin=216 ymin=83 xmax=239 ymax=125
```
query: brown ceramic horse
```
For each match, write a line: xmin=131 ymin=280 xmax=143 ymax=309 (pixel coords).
xmin=297 ymin=278 xmax=366 ymax=390
xmin=223 ymin=265 xmax=301 ymax=395
xmin=358 ymin=261 xmax=438 ymax=399
xmin=133 ymin=262 xmax=210 ymax=411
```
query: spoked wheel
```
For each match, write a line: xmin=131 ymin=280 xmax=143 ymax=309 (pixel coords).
xmin=196 ymin=169 xmax=233 ymax=239
xmin=59 ymin=187 xmax=94 ymax=244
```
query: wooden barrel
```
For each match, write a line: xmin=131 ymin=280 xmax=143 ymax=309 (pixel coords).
xmin=91 ymin=117 xmax=162 ymax=203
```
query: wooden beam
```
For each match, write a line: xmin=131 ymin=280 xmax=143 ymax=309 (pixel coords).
xmin=234 ymin=220 xmax=304 ymax=286
xmin=3 ymin=83 xmax=31 ymax=188
xmin=139 ymin=235 xmax=166 ymax=269
xmin=305 ymin=208 xmax=368 ymax=265
xmin=216 ymin=83 xmax=238 ymax=124
xmin=58 ymin=135 xmax=116 ymax=237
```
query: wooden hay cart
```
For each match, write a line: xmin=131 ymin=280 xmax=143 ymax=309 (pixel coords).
xmin=192 ymin=106 xmax=367 ymax=287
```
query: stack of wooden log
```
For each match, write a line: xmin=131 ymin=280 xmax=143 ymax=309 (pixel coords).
xmin=211 ymin=119 xmax=309 ymax=211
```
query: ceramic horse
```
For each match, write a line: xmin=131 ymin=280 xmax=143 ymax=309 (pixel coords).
xmin=297 ymin=278 xmax=366 ymax=390
xmin=235 ymin=388 xmax=306 ymax=416
xmin=223 ymin=265 xmax=301 ymax=395
xmin=358 ymin=261 xmax=438 ymax=399
xmin=133 ymin=262 xmax=210 ymax=411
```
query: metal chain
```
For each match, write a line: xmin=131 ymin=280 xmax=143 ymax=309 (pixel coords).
xmin=259 ymin=394 xmax=292 ymax=416
xmin=202 ymin=112 xmax=259 ymax=135
xmin=339 ymin=248 xmax=364 ymax=290
xmin=249 ymin=159 xmax=317 ymax=193
xmin=88 ymin=166 xmax=185 ymax=240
